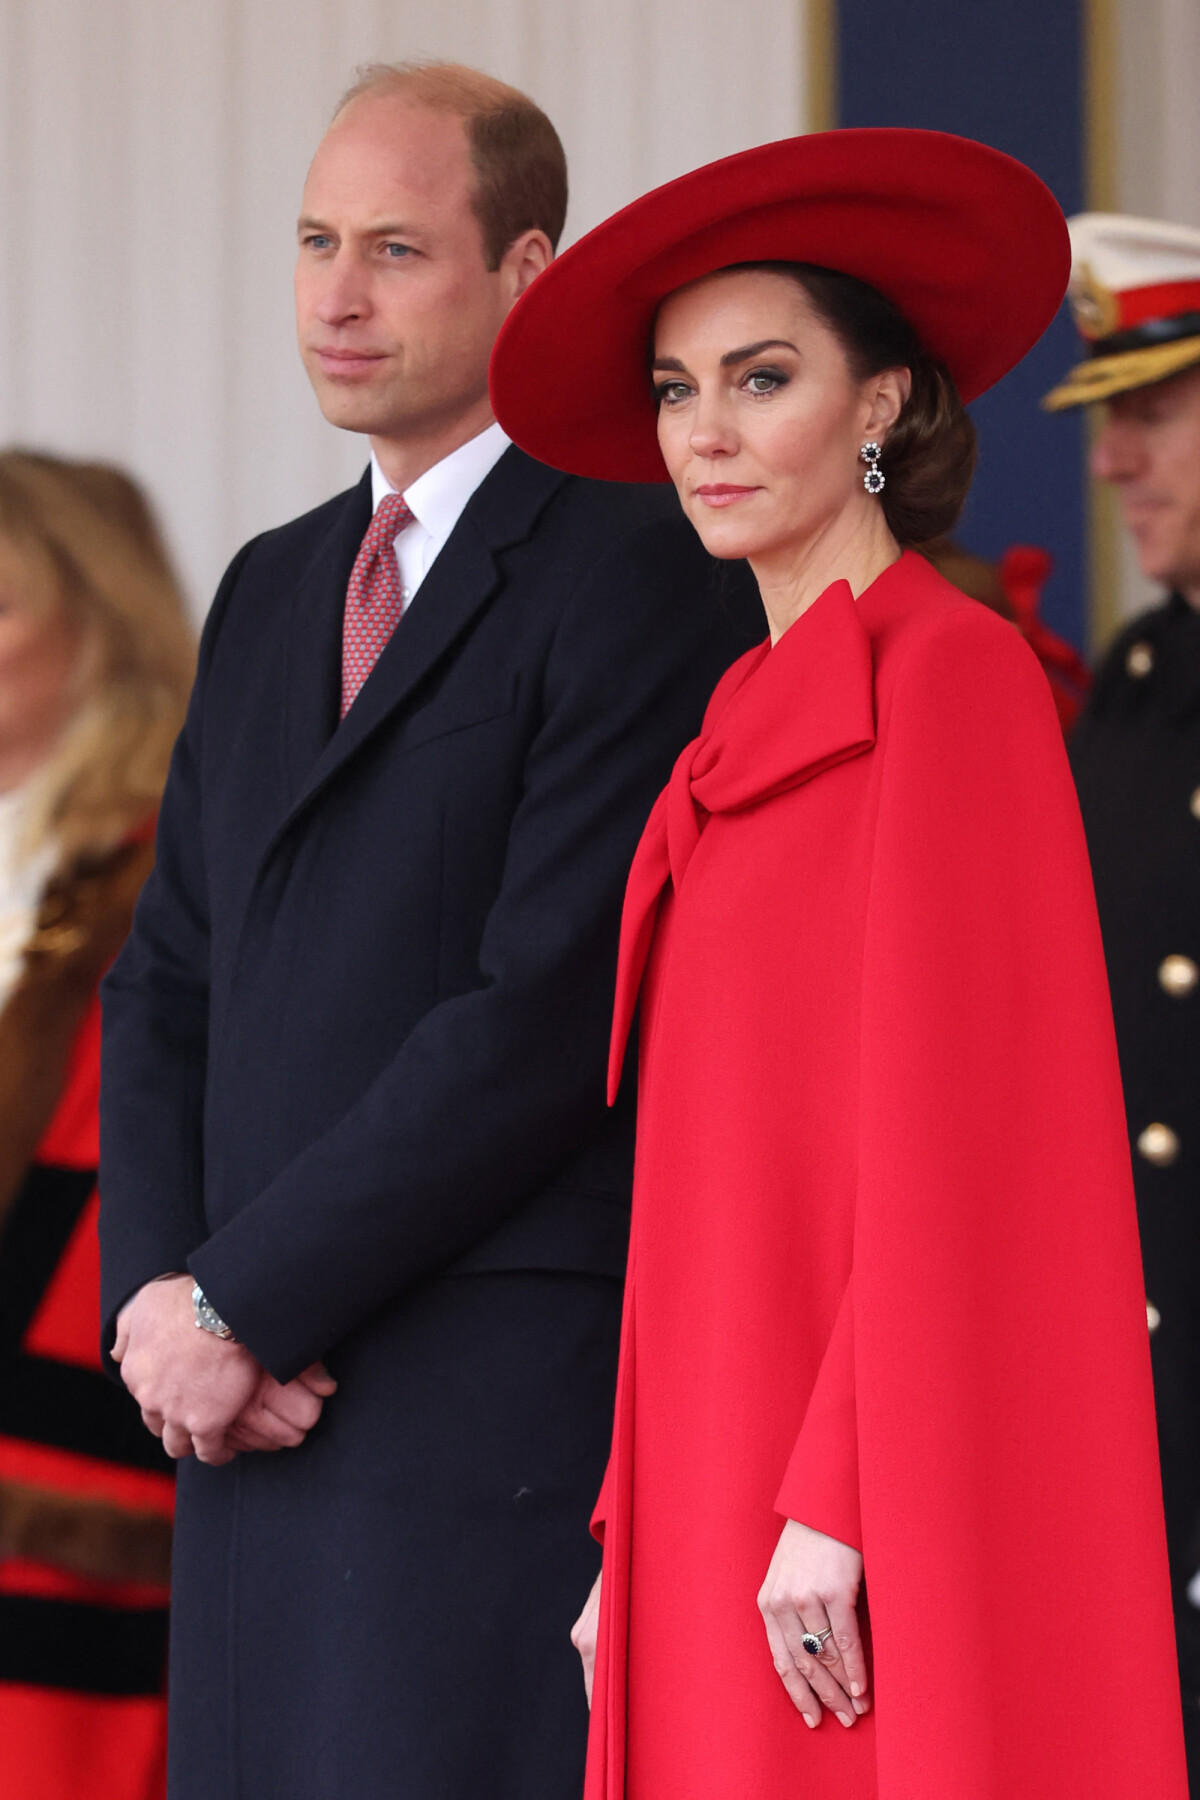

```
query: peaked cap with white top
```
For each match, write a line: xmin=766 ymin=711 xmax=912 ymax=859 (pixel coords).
xmin=1044 ymin=213 xmax=1200 ymax=409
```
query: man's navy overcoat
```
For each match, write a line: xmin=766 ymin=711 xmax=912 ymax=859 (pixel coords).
xmin=98 ymin=446 xmax=761 ymax=1799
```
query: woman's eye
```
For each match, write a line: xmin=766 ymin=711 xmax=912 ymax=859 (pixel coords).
xmin=654 ymin=381 xmax=693 ymax=406
xmin=745 ymin=367 xmax=787 ymax=395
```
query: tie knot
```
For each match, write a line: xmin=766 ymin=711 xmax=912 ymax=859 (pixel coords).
xmin=366 ymin=491 xmax=414 ymax=550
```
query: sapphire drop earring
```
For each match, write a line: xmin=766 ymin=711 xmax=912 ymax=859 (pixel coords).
xmin=859 ymin=442 xmax=885 ymax=494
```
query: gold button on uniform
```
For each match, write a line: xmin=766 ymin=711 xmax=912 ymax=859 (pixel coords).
xmin=1126 ymin=641 xmax=1154 ymax=678
xmin=1147 ymin=1300 xmax=1162 ymax=1334
xmin=1159 ymin=954 xmax=1199 ymax=996
xmin=1137 ymin=1121 xmax=1181 ymax=1166
xmin=1191 ymin=785 xmax=1200 ymax=821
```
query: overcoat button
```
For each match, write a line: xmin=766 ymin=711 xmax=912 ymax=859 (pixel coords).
xmin=1147 ymin=1301 xmax=1162 ymax=1333
xmin=1159 ymin=954 xmax=1200 ymax=996
xmin=1126 ymin=641 xmax=1154 ymax=678
xmin=1137 ymin=1122 xmax=1181 ymax=1166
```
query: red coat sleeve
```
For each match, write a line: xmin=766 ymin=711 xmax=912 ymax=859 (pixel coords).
xmin=851 ymin=604 xmax=1185 ymax=1795
xmin=775 ymin=1275 xmax=860 ymax=1551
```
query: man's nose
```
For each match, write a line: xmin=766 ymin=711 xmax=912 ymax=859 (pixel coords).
xmin=1091 ymin=414 xmax=1144 ymax=484
xmin=314 ymin=251 xmax=370 ymax=325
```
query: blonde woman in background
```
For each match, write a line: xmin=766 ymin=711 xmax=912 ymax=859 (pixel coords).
xmin=0 ymin=451 xmax=193 ymax=1800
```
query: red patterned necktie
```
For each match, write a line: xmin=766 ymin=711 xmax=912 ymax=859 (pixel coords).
xmin=340 ymin=492 xmax=415 ymax=718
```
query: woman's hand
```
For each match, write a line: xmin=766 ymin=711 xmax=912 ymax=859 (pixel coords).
xmin=571 ymin=1570 xmax=602 ymax=1707
xmin=758 ymin=1519 xmax=869 ymax=1728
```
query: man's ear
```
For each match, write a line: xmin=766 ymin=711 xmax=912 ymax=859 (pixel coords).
xmin=500 ymin=229 xmax=554 ymax=311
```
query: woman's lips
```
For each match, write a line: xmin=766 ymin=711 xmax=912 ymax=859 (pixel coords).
xmin=693 ymin=485 xmax=760 ymax=509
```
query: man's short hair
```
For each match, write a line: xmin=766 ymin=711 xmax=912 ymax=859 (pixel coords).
xmin=336 ymin=61 xmax=568 ymax=269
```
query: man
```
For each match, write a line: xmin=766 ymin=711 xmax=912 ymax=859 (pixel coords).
xmin=1046 ymin=213 xmax=1200 ymax=1787
xmin=98 ymin=62 xmax=760 ymax=1800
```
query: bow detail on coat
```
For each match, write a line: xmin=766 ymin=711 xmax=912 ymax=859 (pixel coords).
xmin=608 ymin=577 xmax=877 ymax=1101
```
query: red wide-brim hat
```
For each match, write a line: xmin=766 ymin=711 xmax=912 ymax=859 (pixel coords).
xmin=489 ymin=129 xmax=1070 ymax=483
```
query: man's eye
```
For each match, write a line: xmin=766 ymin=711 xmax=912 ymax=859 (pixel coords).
xmin=302 ymin=235 xmax=333 ymax=251
xmin=384 ymin=243 xmax=414 ymax=258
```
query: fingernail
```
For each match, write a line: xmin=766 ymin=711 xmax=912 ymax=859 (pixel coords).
xmin=837 ymin=1712 xmax=854 ymax=1728
xmin=850 ymin=1682 xmax=862 ymax=1697
xmin=853 ymin=1698 xmax=868 ymax=1714
xmin=804 ymin=1714 xmax=818 ymax=1729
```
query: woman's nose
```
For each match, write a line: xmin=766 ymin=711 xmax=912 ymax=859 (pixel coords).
xmin=688 ymin=398 xmax=738 ymax=460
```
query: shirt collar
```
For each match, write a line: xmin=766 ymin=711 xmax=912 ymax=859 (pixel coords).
xmin=370 ymin=422 xmax=511 ymax=541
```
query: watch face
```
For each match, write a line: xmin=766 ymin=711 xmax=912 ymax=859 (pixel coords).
xmin=192 ymin=1285 xmax=233 ymax=1338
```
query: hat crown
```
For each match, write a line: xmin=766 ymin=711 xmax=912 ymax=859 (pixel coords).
xmin=1066 ymin=213 xmax=1200 ymax=338
xmin=1043 ymin=214 xmax=1200 ymax=409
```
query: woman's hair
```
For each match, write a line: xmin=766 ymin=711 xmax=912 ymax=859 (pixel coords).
xmin=0 ymin=451 xmax=195 ymax=866
xmin=732 ymin=262 xmax=977 ymax=544
xmin=335 ymin=62 xmax=568 ymax=269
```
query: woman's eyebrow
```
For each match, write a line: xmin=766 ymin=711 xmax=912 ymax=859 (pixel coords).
xmin=651 ymin=338 xmax=799 ymax=374
xmin=719 ymin=339 xmax=799 ymax=366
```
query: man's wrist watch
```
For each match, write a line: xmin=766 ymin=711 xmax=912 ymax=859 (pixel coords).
xmin=192 ymin=1282 xmax=237 ymax=1342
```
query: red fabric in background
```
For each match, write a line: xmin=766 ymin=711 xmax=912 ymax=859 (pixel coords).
xmin=588 ymin=551 xmax=1185 ymax=1799
xmin=0 ymin=986 xmax=170 ymax=1799
xmin=1 ymin=1689 xmax=166 ymax=1800
xmin=1000 ymin=545 xmax=1091 ymax=736
xmin=35 ymin=997 xmax=101 ymax=1170
xmin=23 ymin=1191 xmax=104 ymax=1370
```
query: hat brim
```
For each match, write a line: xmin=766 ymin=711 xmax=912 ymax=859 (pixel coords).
xmin=1042 ymin=334 xmax=1200 ymax=410
xmin=490 ymin=129 xmax=1070 ymax=484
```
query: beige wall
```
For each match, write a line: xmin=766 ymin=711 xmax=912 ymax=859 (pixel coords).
xmin=1115 ymin=0 xmax=1200 ymax=228
xmin=0 ymin=0 xmax=805 ymax=615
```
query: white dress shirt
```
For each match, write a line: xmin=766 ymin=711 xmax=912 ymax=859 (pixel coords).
xmin=369 ymin=421 xmax=511 ymax=611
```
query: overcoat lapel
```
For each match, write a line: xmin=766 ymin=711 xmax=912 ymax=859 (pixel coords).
xmin=281 ymin=468 xmax=373 ymax=793
xmin=266 ymin=447 xmax=567 ymax=867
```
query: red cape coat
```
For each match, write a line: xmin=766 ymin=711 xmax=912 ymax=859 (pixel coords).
xmin=588 ymin=551 xmax=1186 ymax=1799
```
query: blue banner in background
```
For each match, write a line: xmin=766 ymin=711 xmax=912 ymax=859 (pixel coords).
xmin=836 ymin=0 xmax=1088 ymax=649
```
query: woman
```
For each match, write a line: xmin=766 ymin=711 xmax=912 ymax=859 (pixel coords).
xmin=490 ymin=132 xmax=1188 ymax=1796
xmin=0 ymin=451 xmax=194 ymax=1799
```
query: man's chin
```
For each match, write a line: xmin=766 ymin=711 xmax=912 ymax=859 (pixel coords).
xmin=1124 ymin=519 xmax=1175 ymax=589
xmin=311 ymin=390 xmax=390 ymax=436
xmin=301 ymin=367 xmax=392 ymax=435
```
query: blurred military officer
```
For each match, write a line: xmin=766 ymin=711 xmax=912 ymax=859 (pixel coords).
xmin=1047 ymin=213 xmax=1200 ymax=1785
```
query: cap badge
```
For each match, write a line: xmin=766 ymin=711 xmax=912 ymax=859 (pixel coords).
xmin=1070 ymin=262 xmax=1120 ymax=342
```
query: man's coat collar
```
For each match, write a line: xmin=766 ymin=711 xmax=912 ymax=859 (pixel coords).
xmin=275 ymin=445 xmax=568 ymax=848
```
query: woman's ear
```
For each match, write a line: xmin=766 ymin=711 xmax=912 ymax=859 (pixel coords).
xmin=864 ymin=367 xmax=912 ymax=442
